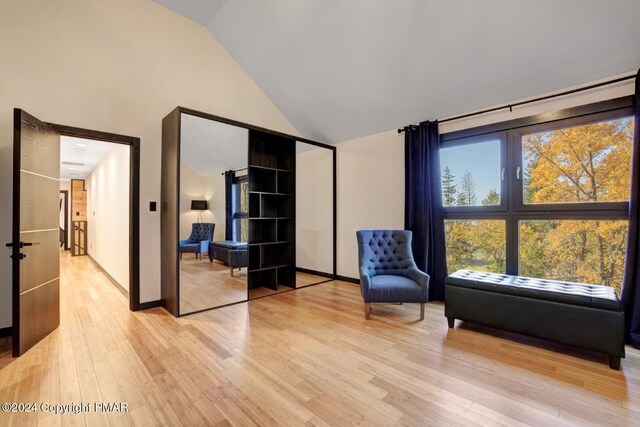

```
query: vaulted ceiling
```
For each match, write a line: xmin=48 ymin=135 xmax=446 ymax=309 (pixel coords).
xmin=155 ymin=0 xmax=640 ymax=143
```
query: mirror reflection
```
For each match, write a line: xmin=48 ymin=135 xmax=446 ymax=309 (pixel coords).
xmin=295 ymin=141 xmax=334 ymax=287
xmin=179 ymin=114 xmax=248 ymax=314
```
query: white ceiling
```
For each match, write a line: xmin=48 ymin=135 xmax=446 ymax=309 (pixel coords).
xmin=60 ymin=136 xmax=114 ymax=181
xmin=155 ymin=0 xmax=640 ymax=143
xmin=180 ymin=113 xmax=248 ymax=176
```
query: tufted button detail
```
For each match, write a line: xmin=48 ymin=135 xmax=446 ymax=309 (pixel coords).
xmin=446 ymin=269 xmax=621 ymax=311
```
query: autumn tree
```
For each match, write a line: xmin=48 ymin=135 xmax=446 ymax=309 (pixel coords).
xmin=520 ymin=118 xmax=633 ymax=291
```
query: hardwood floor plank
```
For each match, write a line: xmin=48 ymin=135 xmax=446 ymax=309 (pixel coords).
xmin=1 ymin=251 xmax=640 ymax=426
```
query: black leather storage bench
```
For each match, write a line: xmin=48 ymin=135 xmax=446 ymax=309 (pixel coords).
xmin=445 ymin=270 xmax=625 ymax=369
xmin=209 ymin=241 xmax=248 ymax=276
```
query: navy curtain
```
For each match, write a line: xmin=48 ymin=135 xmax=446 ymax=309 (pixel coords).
xmin=404 ymin=121 xmax=448 ymax=301
xmin=621 ymin=69 xmax=640 ymax=347
xmin=224 ymin=170 xmax=235 ymax=240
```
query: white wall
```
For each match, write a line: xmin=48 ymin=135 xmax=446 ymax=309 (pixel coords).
xmin=179 ymin=162 xmax=225 ymax=242
xmin=335 ymin=75 xmax=635 ymax=280
xmin=336 ymin=130 xmax=406 ymax=279
xmin=0 ymin=0 xmax=298 ymax=327
xmin=296 ymin=146 xmax=334 ymax=273
xmin=86 ymin=145 xmax=130 ymax=290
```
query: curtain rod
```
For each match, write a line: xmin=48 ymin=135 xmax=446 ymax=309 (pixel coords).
xmin=220 ymin=167 xmax=248 ymax=176
xmin=397 ymin=73 xmax=637 ymax=133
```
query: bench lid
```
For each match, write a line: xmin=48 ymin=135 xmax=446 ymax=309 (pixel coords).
xmin=211 ymin=240 xmax=247 ymax=249
xmin=445 ymin=270 xmax=621 ymax=311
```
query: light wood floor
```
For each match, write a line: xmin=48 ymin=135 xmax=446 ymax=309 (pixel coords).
xmin=181 ymin=256 xmax=331 ymax=313
xmin=180 ymin=257 xmax=248 ymax=314
xmin=248 ymin=272 xmax=331 ymax=299
xmin=2 ymin=253 xmax=640 ymax=426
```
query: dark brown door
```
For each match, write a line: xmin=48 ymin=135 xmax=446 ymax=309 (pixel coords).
xmin=9 ymin=109 xmax=60 ymax=356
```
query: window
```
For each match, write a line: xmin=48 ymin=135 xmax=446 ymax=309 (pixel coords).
xmin=521 ymin=117 xmax=632 ymax=205
xmin=232 ymin=175 xmax=248 ymax=242
xmin=440 ymin=138 xmax=503 ymax=207
xmin=440 ymin=103 xmax=633 ymax=290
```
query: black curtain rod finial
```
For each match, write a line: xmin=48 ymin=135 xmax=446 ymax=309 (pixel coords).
xmin=398 ymin=125 xmax=420 ymax=133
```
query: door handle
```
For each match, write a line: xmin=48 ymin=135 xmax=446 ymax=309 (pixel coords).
xmin=516 ymin=166 xmax=521 ymax=180
xmin=6 ymin=242 xmax=33 ymax=248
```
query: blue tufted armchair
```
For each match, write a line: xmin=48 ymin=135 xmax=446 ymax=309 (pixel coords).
xmin=179 ymin=223 xmax=215 ymax=260
xmin=356 ymin=230 xmax=430 ymax=320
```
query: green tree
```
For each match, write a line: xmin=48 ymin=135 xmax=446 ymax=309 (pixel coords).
xmin=482 ymin=189 xmax=499 ymax=206
xmin=442 ymin=166 xmax=457 ymax=206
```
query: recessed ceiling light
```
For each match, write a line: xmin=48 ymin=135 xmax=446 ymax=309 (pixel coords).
xmin=75 ymin=143 xmax=87 ymax=148
xmin=68 ymin=166 xmax=77 ymax=170
xmin=71 ymin=157 xmax=81 ymax=161
xmin=69 ymin=173 xmax=79 ymax=176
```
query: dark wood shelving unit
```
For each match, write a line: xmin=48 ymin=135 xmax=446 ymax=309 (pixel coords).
xmin=248 ymin=130 xmax=296 ymax=291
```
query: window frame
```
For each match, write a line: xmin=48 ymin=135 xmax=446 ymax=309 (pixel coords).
xmin=232 ymin=174 xmax=248 ymax=242
xmin=514 ymin=108 xmax=632 ymax=215
xmin=439 ymin=96 xmax=634 ymax=277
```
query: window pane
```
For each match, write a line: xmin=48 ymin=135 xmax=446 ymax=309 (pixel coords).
xmin=234 ymin=218 xmax=248 ymax=243
xmin=445 ymin=220 xmax=505 ymax=273
xmin=522 ymin=117 xmax=633 ymax=204
xmin=440 ymin=139 xmax=501 ymax=207
xmin=240 ymin=181 xmax=249 ymax=212
xmin=519 ymin=220 xmax=627 ymax=293
xmin=232 ymin=180 xmax=249 ymax=214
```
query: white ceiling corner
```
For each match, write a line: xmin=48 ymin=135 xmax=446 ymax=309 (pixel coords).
xmin=154 ymin=0 xmax=640 ymax=143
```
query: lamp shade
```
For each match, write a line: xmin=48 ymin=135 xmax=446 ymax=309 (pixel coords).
xmin=191 ymin=200 xmax=208 ymax=210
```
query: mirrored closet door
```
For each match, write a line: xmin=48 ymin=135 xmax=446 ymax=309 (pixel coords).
xmin=161 ymin=108 xmax=336 ymax=316
xmin=178 ymin=114 xmax=249 ymax=315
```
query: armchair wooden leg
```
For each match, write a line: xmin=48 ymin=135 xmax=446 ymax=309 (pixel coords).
xmin=230 ymin=267 xmax=234 ymax=277
xmin=420 ymin=303 xmax=425 ymax=321
xmin=365 ymin=303 xmax=371 ymax=320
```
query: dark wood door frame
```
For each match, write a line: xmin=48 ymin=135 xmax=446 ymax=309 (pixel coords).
xmin=60 ymin=190 xmax=69 ymax=250
xmin=50 ymin=123 xmax=141 ymax=312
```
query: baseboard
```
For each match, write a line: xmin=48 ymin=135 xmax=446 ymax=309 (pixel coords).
xmin=139 ymin=300 xmax=162 ymax=310
xmin=87 ymin=254 xmax=129 ymax=297
xmin=295 ymin=267 xmax=334 ymax=279
xmin=336 ymin=275 xmax=359 ymax=284
xmin=0 ymin=326 xmax=11 ymax=338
